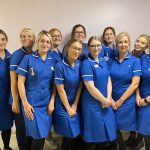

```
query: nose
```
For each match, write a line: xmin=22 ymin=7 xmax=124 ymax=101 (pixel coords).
xmin=121 ymin=42 xmax=126 ymax=47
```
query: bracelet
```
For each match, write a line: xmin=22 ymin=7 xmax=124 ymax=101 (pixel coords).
xmin=144 ymin=98 xmax=149 ymax=104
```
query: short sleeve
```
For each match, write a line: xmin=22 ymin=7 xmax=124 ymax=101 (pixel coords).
xmin=132 ymin=58 xmax=142 ymax=76
xmin=81 ymin=61 xmax=94 ymax=81
xmin=16 ymin=55 xmax=29 ymax=77
xmin=10 ymin=51 xmax=22 ymax=71
xmin=54 ymin=63 xmax=64 ymax=84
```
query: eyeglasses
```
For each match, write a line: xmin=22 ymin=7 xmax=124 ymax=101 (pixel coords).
xmin=71 ymin=46 xmax=82 ymax=52
xmin=74 ymin=31 xmax=85 ymax=35
xmin=52 ymin=35 xmax=62 ymax=38
xmin=90 ymin=44 xmax=101 ymax=49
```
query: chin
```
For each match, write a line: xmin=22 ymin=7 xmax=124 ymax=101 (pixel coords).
xmin=135 ymin=49 xmax=142 ymax=52
xmin=41 ymin=49 xmax=49 ymax=53
xmin=72 ymin=57 xmax=78 ymax=60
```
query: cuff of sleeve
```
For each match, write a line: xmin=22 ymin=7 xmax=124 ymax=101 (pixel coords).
xmin=82 ymin=76 xmax=93 ymax=81
xmin=133 ymin=71 xmax=142 ymax=76
xmin=55 ymin=78 xmax=64 ymax=84
xmin=16 ymin=68 xmax=27 ymax=76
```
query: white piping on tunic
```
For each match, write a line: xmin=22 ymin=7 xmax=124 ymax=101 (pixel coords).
xmin=82 ymin=75 xmax=93 ymax=77
xmin=133 ymin=70 xmax=141 ymax=72
xmin=17 ymin=67 xmax=28 ymax=73
xmin=55 ymin=78 xmax=64 ymax=80
xmin=10 ymin=65 xmax=18 ymax=67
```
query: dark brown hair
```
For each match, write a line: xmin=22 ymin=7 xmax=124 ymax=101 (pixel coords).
xmin=102 ymin=27 xmax=116 ymax=43
xmin=0 ymin=29 xmax=8 ymax=41
xmin=71 ymin=24 xmax=86 ymax=38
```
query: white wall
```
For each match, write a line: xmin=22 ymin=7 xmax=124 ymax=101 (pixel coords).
xmin=0 ymin=0 xmax=150 ymax=52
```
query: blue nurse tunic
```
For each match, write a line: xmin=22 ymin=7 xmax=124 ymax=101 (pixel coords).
xmin=100 ymin=43 xmax=117 ymax=61
xmin=109 ymin=53 xmax=142 ymax=131
xmin=54 ymin=57 xmax=81 ymax=138
xmin=0 ymin=49 xmax=13 ymax=130
xmin=138 ymin=54 xmax=150 ymax=135
xmin=16 ymin=50 xmax=56 ymax=139
xmin=9 ymin=47 xmax=30 ymax=104
xmin=50 ymin=49 xmax=62 ymax=63
xmin=81 ymin=54 xmax=116 ymax=142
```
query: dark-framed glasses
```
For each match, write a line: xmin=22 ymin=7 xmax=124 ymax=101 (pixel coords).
xmin=71 ymin=46 xmax=82 ymax=52
xmin=90 ymin=44 xmax=101 ymax=49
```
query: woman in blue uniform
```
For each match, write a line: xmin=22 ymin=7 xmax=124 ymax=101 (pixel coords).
xmin=49 ymin=28 xmax=63 ymax=63
xmin=81 ymin=36 xmax=116 ymax=150
xmin=109 ymin=32 xmax=142 ymax=150
xmin=63 ymin=24 xmax=88 ymax=61
xmin=10 ymin=28 xmax=35 ymax=150
xmin=54 ymin=38 xmax=82 ymax=150
xmin=100 ymin=27 xmax=117 ymax=61
xmin=46 ymin=28 xmax=63 ymax=150
xmin=125 ymin=34 xmax=150 ymax=149
xmin=0 ymin=30 xmax=13 ymax=150
xmin=17 ymin=30 xmax=56 ymax=150
xmin=133 ymin=35 xmax=150 ymax=150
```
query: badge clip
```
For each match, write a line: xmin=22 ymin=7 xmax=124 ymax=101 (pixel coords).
xmin=30 ymin=68 xmax=35 ymax=76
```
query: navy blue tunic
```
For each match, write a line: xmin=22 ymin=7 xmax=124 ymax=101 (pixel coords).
xmin=0 ymin=49 xmax=13 ymax=130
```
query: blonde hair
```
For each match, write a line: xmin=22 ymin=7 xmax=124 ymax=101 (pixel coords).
xmin=136 ymin=34 xmax=150 ymax=53
xmin=116 ymin=32 xmax=131 ymax=47
xmin=37 ymin=30 xmax=53 ymax=48
xmin=49 ymin=28 xmax=62 ymax=37
xmin=0 ymin=29 xmax=8 ymax=41
xmin=20 ymin=28 xmax=36 ymax=40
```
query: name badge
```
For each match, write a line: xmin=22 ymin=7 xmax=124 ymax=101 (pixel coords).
xmin=51 ymin=66 xmax=54 ymax=71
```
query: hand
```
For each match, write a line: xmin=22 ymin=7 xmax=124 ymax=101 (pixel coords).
xmin=115 ymin=98 xmax=124 ymax=108
xmin=23 ymin=101 xmax=34 ymax=120
xmin=139 ymin=99 xmax=148 ymax=107
xmin=71 ymin=104 xmax=77 ymax=112
xmin=111 ymin=99 xmax=117 ymax=110
xmin=12 ymin=101 xmax=20 ymax=114
xmin=136 ymin=95 xmax=142 ymax=107
xmin=102 ymin=98 xmax=112 ymax=108
xmin=48 ymin=101 xmax=54 ymax=115
xmin=67 ymin=107 xmax=77 ymax=117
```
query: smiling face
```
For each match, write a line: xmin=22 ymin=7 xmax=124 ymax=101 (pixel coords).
xmin=67 ymin=41 xmax=82 ymax=61
xmin=134 ymin=36 xmax=148 ymax=52
xmin=104 ymin=29 xmax=115 ymax=44
xmin=20 ymin=31 xmax=35 ymax=49
xmin=73 ymin=26 xmax=86 ymax=42
xmin=51 ymin=30 xmax=62 ymax=48
xmin=89 ymin=39 xmax=102 ymax=58
xmin=117 ymin=35 xmax=130 ymax=54
xmin=38 ymin=34 xmax=52 ymax=53
xmin=0 ymin=33 xmax=7 ymax=51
